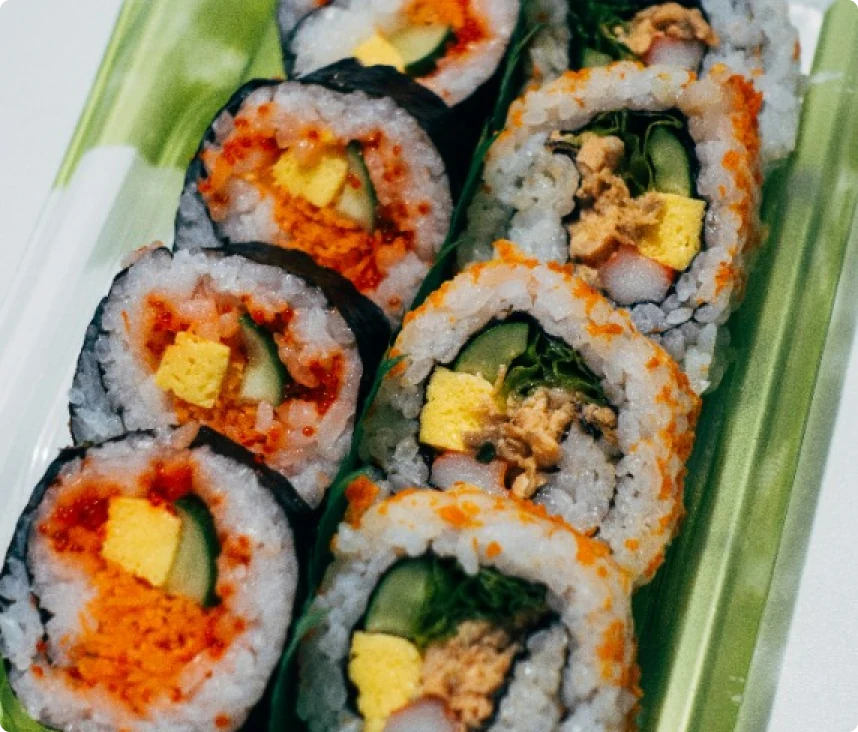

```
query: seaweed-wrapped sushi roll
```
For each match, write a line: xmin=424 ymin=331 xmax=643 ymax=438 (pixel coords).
xmin=460 ymin=63 xmax=762 ymax=392
xmin=298 ymin=483 xmax=639 ymax=731
xmin=526 ymin=0 xmax=798 ymax=164
xmin=174 ymin=77 xmax=453 ymax=323
xmin=69 ymin=245 xmax=388 ymax=508
xmin=361 ymin=245 xmax=700 ymax=583
xmin=0 ymin=426 xmax=307 ymax=731
xmin=280 ymin=0 xmax=520 ymax=108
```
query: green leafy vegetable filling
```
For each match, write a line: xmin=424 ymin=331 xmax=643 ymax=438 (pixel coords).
xmin=551 ymin=109 xmax=693 ymax=198
xmin=502 ymin=325 xmax=608 ymax=405
xmin=402 ymin=557 xmax=548 ymax=649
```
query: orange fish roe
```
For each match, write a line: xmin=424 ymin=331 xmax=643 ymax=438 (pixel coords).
xmin=38 ymin=471 xmax=245 ymax=713
xmin=404 ymin=0 xmax=488 ymax=59
xmin=63 ymin=566 xmax=241 ymax=714
xmin=597 ymin=620 xmax=628 ymax=682
xmin=344 ymin=475 xmax=380 ymax=527
xmin=198 ymin=124 xmax=417 ymax=297
xmin=141 ymin=296 xmax=343 ymax=462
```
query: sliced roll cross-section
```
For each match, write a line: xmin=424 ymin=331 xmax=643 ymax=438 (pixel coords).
xmin=298 ymin=483 xmax=639 ymax=732
xmin=281 ymin=0 xmax=520 ymax=108
xmin=0 ymin=426 xmax=307 ymax=732
xmin=460 ymin=63 xmax=763 ymax=392
xmin=69 ymin=245 xmax=388 ymax=508
xmin=525 ymin=0 xmax=798 ymax=164
xmin=361 ymin=245 xmax=700 ymax=583
xmin=174 ymin=78 xmax=453 ymax=323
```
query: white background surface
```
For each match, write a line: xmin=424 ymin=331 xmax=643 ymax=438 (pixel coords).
xmin=0 ymin=1 xmax=857 ymax=731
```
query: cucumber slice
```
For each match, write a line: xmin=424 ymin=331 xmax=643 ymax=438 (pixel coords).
xmin=335 ymin=141 xmax=377 ymax=233
xmin=389 ymin=24 xmax=453 ymax=77
xmin=239 ymin=314 xmax=288 ymax=404
xmin=581 ymin=47 xmax=614 ymax=68
xmin=164 ymin=495 xmax=220 ymax=607
xmin=454 ymin=322 xmax=530 ymax=384
xmin=364 ymin=558 xmax=434 ymax=640
xmin=649 ymin=127 xmax=693 ymax=196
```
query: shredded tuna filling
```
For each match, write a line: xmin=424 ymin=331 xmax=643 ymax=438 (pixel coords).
xmin=465 ymin=386 xmax=618 ymax=499
xmin=140 ymin=292 xmax=342 ymax=460
xmin=198 ymin=121 xmax=419 ymax=295
xmin=420 ymin=620 xmax=519 ymax=728
xmin=615 ymin=2 xmax=718 ymax=56
xmin=565 ymin=133 xmax=664 ymax=267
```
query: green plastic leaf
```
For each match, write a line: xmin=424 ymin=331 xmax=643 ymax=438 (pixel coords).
xmin=1 ymin=663 xmax=53 ymax=732
xmin=410 ymin=18 xmax=542 ymax=311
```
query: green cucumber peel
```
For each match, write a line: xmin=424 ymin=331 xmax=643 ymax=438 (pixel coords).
xmin=372 ymin=557 xmax=548 ymax=650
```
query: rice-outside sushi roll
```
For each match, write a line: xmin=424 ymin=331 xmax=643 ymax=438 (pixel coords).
xmin=298 ymin=483 xmax=639 ymax=732
xmin=459 ymin=63 xmax=762 ymax=393
xmin=281 ymin=0 xmax=520 ymax=108
xmin=69 ymin=244 xmax=388 ymax=508
xmin=0 ymin=426 xmax=306 ymax=732
xmin=361 ymin=245 xmax=700 ymax=583
xmin=525 ymin=0 xmax=799 ymax=165
xmin=174 ymin=76 xmax=453 ymax=323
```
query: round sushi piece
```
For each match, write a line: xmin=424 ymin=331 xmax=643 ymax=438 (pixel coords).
xmin=69 ymin=244 xmax=389 ymax=508
xmin=525 ymin=0 xmax=799 ymax=165
xmin=174 ymin=76 xmax=453 ymax=323
xmin=458 ymin=63 xmax=763 ymax=393
xmin=281 ymin=0 xmax=520 ymax=108
xmin=298 ymin=482 xmax=639 ymax=732
xmin=0 ymin=426 xmax=307 ymax=732
xmin=360 ymin=245 xmax=700 ymax=583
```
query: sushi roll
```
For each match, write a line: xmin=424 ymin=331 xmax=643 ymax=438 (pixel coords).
xmin=459 ymin=63 xmax=763 ymax=393
xmin=280 ymin=0 xmax=520 ymax=108
xmin=360 ymin=245 xmax=700 ymax=583
xmin=0 ymin=426 xmax=307 ymax=732
xmin=69 ymin=244 xmax=389 ymax=508
xmin=298 ymin=483 xmax=639 ymax=732
xmin=526 ymin=0 xmax=799 ymax=164
xmin=174 ymin=75 xmax=453 ymax=323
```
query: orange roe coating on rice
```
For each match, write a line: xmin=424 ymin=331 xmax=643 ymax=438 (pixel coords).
xmin=198 ymin=122 xmax=418 ymax=296
xmin=486 ymin=541 xmax=502 ymax=558
xmin=141 ymin=294 xmax=343 ymax=463
xmin=344 ymin=476 xmax=381 ymax=526
xmin=38 ymin=463 xmax=245 ymax=713
xmin=597 ymin=620 xmax=628 ymax=682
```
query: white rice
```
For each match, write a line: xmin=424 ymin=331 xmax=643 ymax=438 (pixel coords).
xmin=0 ymin=429 xmax=298 ymax=732
xmin=71 ymin=247 xmax=361 ymax=508
xmin=523 ymin=0 xmax=800 ymax=165
xmin=458 ymin=63 xmax=763 ymax=393
xmin=287 ymin=0 xmax=520 ymax=107
xmin=360 ymin=249 xmax=700 ymax=583
xmin=175 ymin=82 xmax=452 ymax=324
xmin=297 ymin=484 xmax=639 ymax=732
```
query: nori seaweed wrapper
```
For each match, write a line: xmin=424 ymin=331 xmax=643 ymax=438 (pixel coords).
xmin=0 ymin=426 xmax=313 ymax=732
